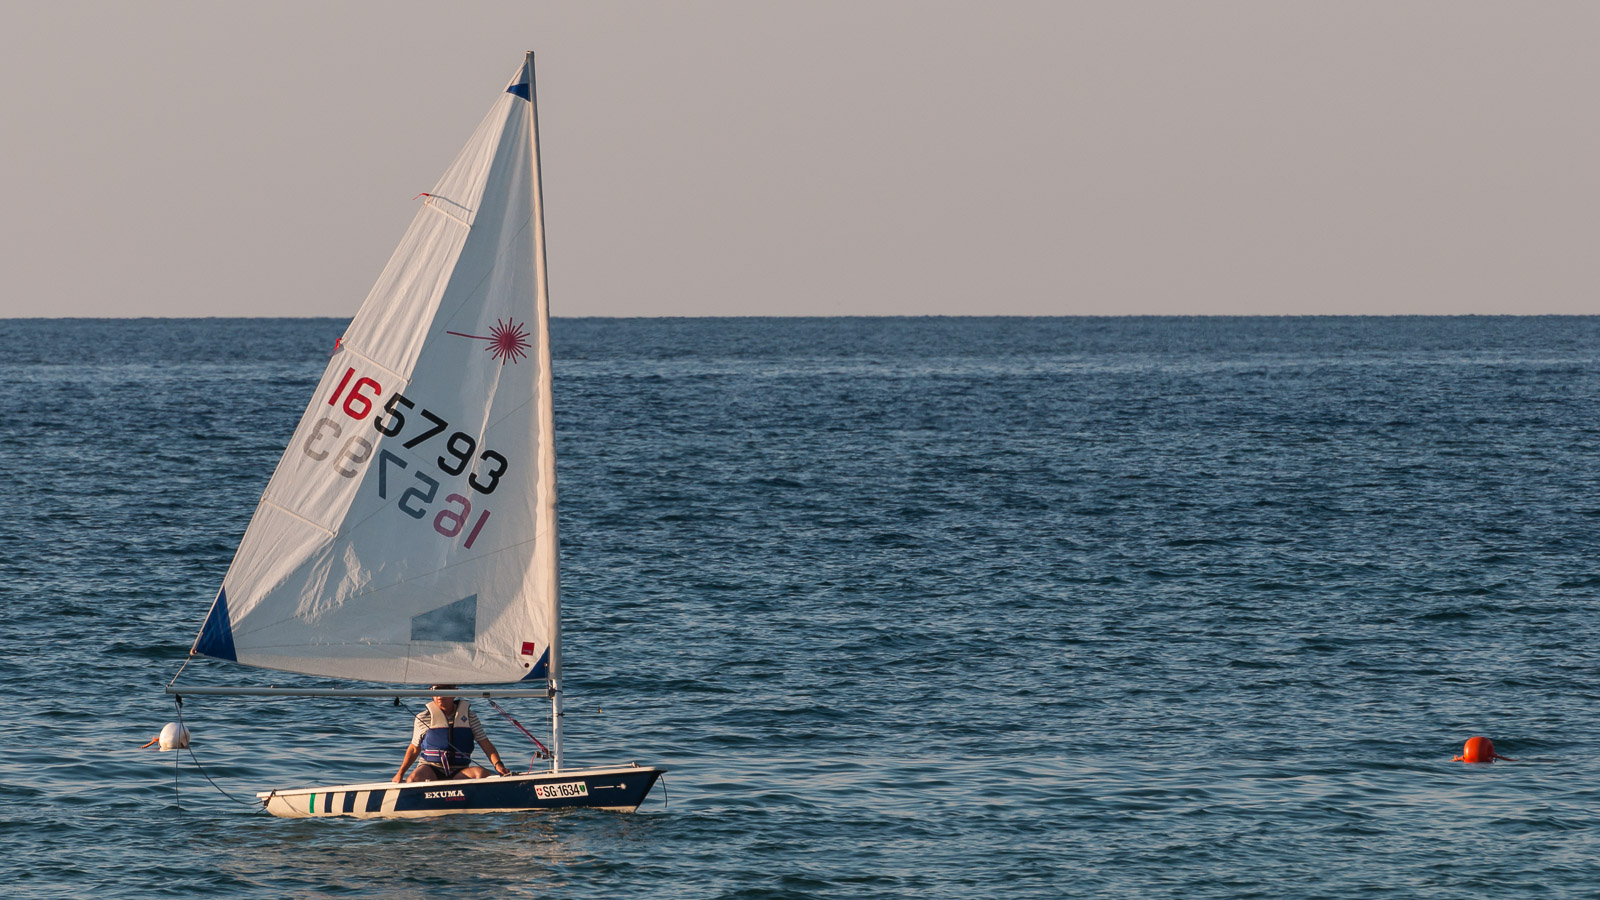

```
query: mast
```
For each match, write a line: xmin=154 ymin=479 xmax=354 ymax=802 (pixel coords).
xmin=524 ymin=50 xmax=564 ymax=772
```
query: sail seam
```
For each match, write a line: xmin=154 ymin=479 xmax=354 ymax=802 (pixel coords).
xmin=423 ymin=198 xmax=473 ymax=229
xmin=267 ymin=436 xmax=489 ymax=566
xmin=416 ymin=94 xmax=513 ymax=226
xmin=259 ymin=499 xmax=338 ymax=538
xmin=422 ymin=99 xmax=530 ymax=346
xmin=337 ymin=346 xmax=410 ymax=384
xmin=485 ymin=394 xmax=536 ymax=432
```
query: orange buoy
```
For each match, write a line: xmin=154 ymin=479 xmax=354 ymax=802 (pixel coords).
xmin=1453 ymin=736 xmax=1514 ymax=763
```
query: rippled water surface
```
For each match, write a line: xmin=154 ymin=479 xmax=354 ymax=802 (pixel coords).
xmin=5 ymin=316 xmax=1600 ymax=898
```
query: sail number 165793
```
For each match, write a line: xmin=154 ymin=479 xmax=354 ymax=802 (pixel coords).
xmin=300 ymin=366 xmax=512 ymax=550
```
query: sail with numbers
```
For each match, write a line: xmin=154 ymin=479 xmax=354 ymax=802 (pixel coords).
xmin=190 ymin=56 xmax=560 ymax=689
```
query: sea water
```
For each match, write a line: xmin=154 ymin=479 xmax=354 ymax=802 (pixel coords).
xmin=4 ymin=316 xmax=1600 ymax=898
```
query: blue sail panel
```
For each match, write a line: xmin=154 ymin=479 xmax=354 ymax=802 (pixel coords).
xmin=194 ymin=589 xmax=238 ymax=661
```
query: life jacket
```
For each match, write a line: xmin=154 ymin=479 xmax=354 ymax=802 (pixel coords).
xmin=418 ymin=699 xmax=475 ymax=774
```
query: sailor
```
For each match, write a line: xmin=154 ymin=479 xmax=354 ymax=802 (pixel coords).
xmin=394 ymin=687 xmax=512 ymax=782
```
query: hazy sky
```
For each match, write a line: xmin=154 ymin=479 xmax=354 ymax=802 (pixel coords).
xmin=1 ymin=1 xmax=1595 ymax=317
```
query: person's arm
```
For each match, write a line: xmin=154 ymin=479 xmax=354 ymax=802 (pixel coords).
xmin=478 ymin=736 xmax=510 ymax=775
xmin=395 ymin=743 xmax=420 ymax=782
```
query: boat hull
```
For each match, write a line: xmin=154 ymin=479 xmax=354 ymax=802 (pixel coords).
xmin=256 ymin=764 xmax=664 ymax=819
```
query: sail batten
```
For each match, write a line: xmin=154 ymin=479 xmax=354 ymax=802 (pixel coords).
xmin=194 ymin=63 xmax=560 ymax=686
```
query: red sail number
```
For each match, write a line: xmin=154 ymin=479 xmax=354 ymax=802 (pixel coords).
xmin=327 ymin=367 xmax=382 ymax=421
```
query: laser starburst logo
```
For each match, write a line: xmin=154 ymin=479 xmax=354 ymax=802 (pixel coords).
xmin=446 ymin=319 xmax=531 ymax=364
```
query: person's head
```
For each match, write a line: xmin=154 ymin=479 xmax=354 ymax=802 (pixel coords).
xmin=431 ymin=685 xmax=459 ymax=709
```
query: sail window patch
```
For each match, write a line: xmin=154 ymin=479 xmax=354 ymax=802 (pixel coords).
xmin=410 ymin=595 xmax=477 ymax=643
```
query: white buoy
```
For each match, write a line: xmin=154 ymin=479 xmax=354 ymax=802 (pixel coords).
xmin=158 ymin=722 xmax=191 ymax=751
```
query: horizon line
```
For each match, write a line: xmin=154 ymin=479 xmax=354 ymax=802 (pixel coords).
xmin=4 ymin=312 xmax=1598 ymax=322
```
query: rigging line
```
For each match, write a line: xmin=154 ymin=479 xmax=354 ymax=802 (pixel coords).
xmin=169 ymin=696 xmax=260 ymax=813
xmin=185 ymin=746 xmax=259 ymax=809
xmin=485 ymin=699 xmax=550 ymax=759
xmin=167 ymin=654 xmax=193 ymax=688
xmin=173 ymin=697 xmax=183 ymax=811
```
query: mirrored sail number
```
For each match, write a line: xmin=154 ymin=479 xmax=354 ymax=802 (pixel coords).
xmin=302 ymin=417 xmax=373 ymax=478
xmin=376 ymin=450 xmax=492 ymax=549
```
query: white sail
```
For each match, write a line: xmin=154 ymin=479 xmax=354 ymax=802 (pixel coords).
xmin=192 ymin=59 xmax=559 ymax=686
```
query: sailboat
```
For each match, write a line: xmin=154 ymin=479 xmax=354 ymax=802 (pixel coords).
xmin=167 ymin=53 xmax=664 ymax=818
